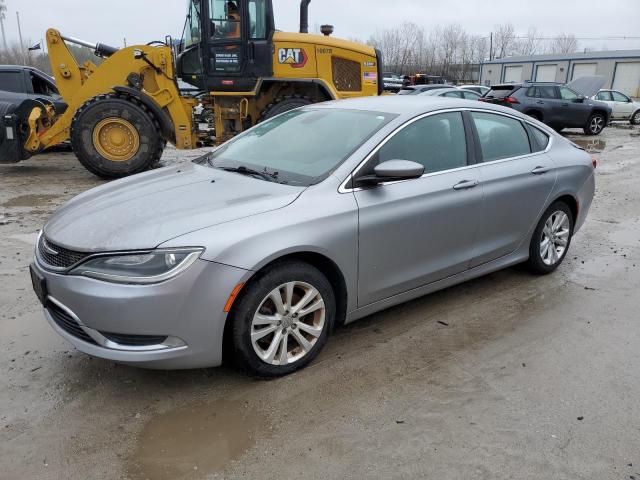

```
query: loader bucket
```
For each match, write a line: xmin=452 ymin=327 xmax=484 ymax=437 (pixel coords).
xmin=0 ymin=98 xmax=53 ymax=163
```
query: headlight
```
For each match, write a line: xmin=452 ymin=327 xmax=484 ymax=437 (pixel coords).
xmin=70 ymin=248 xmax=203 ymax=284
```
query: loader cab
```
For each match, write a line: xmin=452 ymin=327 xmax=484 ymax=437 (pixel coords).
xmin=178 ymin=0 xmax=275 ymax=91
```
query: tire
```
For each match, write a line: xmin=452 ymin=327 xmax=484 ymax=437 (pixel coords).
xmin=583 ymin=113 xmax=605 ymax=135
xmin=230 ymin=260 xmax=335 ymax=377
xmin=630 ymin=110 xmax=640 ymax=126
xmin=71 ymin=94 xmax=165 ymax=179
xmin=527 ymin=201 xmax=574 ymax=275
xmin=526 ymin=111 xmax=542 ymax=122
xmin=258 ymin=95 xmax=314 ymax=122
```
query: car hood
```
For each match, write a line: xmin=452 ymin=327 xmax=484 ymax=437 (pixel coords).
xmin=566 ymin=76 xmax=606 ymax=98
xmin=44 ymin=162 xmax=305 ymax=252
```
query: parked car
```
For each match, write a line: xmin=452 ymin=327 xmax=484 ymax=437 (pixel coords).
xmin=0 ymin=65 xmax=66 ymax=113
xmin=398 ymin=84 xmax=449 ymax=95
xmin=458 ymin=84 xmax=490 ymax=96
xmin=592 ymin=89 xmax=640 ymax=125
xmin=479 ymin=77 xmax=611 ymax=135
xmin=419 ymin=87 xmax=482 ymax=100
xmin=31 ymin=96 xmax=595 ymax=376
xmin=383 ymin=72 xmax=406 ymax=92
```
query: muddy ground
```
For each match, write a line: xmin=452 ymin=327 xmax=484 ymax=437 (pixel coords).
xmin=1 ymin=125 xmax=639 ymax=480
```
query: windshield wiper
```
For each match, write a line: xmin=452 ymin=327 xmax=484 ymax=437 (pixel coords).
xmin=217 ymin=165 xmax=279 ymax=182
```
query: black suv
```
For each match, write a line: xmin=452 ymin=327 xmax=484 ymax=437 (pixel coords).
xmin=480 ymin=82 xmax=611 ymax=135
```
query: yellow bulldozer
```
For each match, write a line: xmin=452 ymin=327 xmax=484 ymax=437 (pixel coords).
xmin=0 ymin=0 xmax=382 ymax=178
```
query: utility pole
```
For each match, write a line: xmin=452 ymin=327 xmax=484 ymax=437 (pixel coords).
xmin=489 ymin=32 xmax=493 ymax=61
xmin=0 ymin=0 xmax=8 ymax=51
xmin=16 ymin=10 xmax=26 ymax=64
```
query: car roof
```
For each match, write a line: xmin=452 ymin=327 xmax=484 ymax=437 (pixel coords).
xmin=311 ymin=95 xmax=530 ymax=118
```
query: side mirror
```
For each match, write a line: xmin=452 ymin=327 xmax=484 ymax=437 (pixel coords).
xmin=575 ymin=95 xmax=585 ymax=103
xmin=355 ymin=159 xmax=425 ymax=186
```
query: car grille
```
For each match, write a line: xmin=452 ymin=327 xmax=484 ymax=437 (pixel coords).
xmin=47 ymin=301 xmax=97 ymax=345
xmin=38 ymin=235 xmax=89 ymax=270
xmin=99 ymin=332 xmax=168 ymax=347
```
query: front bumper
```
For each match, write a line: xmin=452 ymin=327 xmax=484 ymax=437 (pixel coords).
xmin=32 ymin=258 xmax=250 ymax=369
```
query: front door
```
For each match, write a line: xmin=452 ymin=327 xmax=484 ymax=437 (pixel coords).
xmin=558 ymin=86 xmax=592 ymax=127
xmin=469 ymin=111 xmax=557 ymax=266
xmin=354 ymin=112 xmax=483 ymax=306
xmin=611 ymin=91 xmax=634 ymax=119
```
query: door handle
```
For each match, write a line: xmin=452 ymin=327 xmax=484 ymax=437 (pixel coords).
xmin=453 ymin=180 xmax=479 ymax=190
xmin=531 ymin=166 xmax=550 ymax=175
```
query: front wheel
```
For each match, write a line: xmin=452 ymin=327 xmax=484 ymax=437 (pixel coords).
xmin=630 ymin=110 xmax=640 ymax=126
xmin=71 ymin=94 xmax=165 ymax=179
xmin=584 ymin=113 xmax=605 ymax=135
xmin=230 ymin=261 xmax=335 ymax=377
xmin=527 ymin=202 xmax=574 ymax=274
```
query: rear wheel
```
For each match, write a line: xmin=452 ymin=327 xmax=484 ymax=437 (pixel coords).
xmin=630 ymin=110 xmax=640 ymax=126
xmin=527 ymin=202 xmax=574 ymax=274
xmin=584 ymin=113 xmax=605 ymax=135
xmin=230 ymin=261 xmax=335 ymax=377
xmin=258 ymin=95 xmax=314 ymax=122
xmin=71 ymin=95 xmax=165 ymax=179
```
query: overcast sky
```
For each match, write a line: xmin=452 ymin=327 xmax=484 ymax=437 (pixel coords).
xmin=2 ymin=0 xmax=639 ymax=51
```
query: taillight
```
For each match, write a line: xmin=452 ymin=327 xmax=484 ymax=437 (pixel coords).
xmin=592 ymin=157 xmax=597 ymax=169
xmin=505 ymin=96 xmax=520 ymax=104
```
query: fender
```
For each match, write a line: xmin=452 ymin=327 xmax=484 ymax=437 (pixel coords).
xmin=112 ymin=86 xmax=176 ymax=144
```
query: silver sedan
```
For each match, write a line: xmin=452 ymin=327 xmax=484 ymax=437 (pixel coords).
xmin=30 ymin=96 xmax=596 ymax=376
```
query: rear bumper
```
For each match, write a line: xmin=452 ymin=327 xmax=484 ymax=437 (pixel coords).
xmin=32 ymin=258 xmax=250 ymax=369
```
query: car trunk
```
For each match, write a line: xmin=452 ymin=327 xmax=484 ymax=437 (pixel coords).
xmin=479 ymin=85 xmax=520 ymax=107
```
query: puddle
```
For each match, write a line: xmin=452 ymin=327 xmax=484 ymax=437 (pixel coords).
xmin=126 ymin=398 xmax=265 ymax=479
xmin=2 ymin=194 xmax=59 ymax=208
xmin=569 ymin=138 xmax=607 ymax=153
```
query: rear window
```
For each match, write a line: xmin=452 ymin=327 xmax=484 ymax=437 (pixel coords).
xmin=0 ymin=71 xmax=24 ymax=93
xmin=485 ymin=86 xmax=517 ymax=99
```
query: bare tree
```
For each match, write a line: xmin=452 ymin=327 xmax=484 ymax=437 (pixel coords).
xmin=550 ymin=33 xmax=578 ymax=53
xmin=493 ymin=23 xmax=516 ymax=59
xmin=518 ymin=27 xmax=542 ymax=56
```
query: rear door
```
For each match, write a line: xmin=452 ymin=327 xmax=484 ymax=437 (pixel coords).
xmin=354 ymin=111 xmax=483 ymax=306
xmin=470 ymin=111 xmax=557 ymax=266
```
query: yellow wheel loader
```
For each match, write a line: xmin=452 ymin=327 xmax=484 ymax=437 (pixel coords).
xmin=0 ymin=0 xmax=382 ymax=178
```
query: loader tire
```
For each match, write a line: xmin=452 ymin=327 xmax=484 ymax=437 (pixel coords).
xmin=71 ymin=94 xmax=164 ymax=179
xmin=258 ymin=95 xmax=314 ymax=122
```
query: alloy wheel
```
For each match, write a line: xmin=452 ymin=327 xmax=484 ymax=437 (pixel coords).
xmin=589 ymin=115 xmax=604 ymax=134
xmin=540 ymin=211 xmax=571 ymax=266
xmin=633 ymin=111 xmax=640 ymax=125
xmin=250 ymin=281 xmax=326 ymax=365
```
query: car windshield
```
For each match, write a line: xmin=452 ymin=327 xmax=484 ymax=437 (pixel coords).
xmin=205 ymin=108 xmax=396 ymax=186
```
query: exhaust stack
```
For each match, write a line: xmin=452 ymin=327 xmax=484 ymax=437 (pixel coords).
xmin=299 ymin=0 xmax=311 ymax=33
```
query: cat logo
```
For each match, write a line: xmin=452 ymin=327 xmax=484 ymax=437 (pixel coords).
xmin=278 ymin=48 xmax=308 ymax=68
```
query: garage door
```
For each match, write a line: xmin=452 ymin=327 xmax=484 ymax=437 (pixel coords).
xmin=536 ymin=64 xmax=557 ymax=82
xmin=613 ymin=62 xmax=640 ymax=98
xmin=504 ymin=66 xmax=523 ymax=83
xmin=572 ymin=63 xmax=597 ymax=80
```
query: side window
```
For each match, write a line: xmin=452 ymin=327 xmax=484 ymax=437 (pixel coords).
xmin=443 ymin=91 xmax=463 ymax=98
xmin=30 ymin=73 xmax=58 ymax=96
xmin=248 ymin=0 xmax=267 ymax=39
xmin=471 ymin=112 xmax=531 ymax=162
xmin=373 ymin=112 xmax=467 ymax=174
xmin=611 ymin=91 xmax=630 ymax=102
xmin=596 ymin=91 xmax=612 ymax=101
xmin=528 ymin=125 xmax=550 ymax=152
xmin=462 ymin=91 xmax=480 ymax=100
xmin=526 ymin=86 xmax=538 ymax=98
xmin=539 ymin=86 xmax=557 ymax=99
xmin=0 ymin=71 xmax=25 ymax=93
xmin=559 ymin=87 xmax=580 ymax=100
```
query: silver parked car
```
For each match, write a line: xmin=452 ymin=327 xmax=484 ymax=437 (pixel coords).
xmin=419 ymin=87 xmax=482 ymax=100
xmin=30 ymin=96 xmax=596 ymax=376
